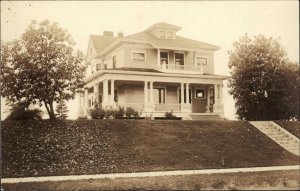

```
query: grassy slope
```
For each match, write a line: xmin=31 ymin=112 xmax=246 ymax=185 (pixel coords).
xmin=3 ymin=170 xmax=299 ymax=191
xmin=2 ymin=120 xmax=299 ymax=178
xmin=274 ymin=121 xmax=300 ymax=138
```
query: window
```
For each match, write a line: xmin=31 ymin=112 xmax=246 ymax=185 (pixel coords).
xmin=114 ymin=90 xmax=118 ymax=102
xmin=154 ymin=88 xmax=165 ymax=104
xmin=195 ymin=89 xmax=206 ymax=99
xmin=132 ymin=52 xmax=145 ymax=61
xmin=159 ymin=30 xmax=165 ymax=38
xmin=166 ymin=31 xmax=173 ymax=39
xmin=196 ymin=57 xmax=208 ymax=66
xmin=175 ymin=53 xmax=184 ymax=65
xmin=160 ymin=52 xmax=168 ymax=65
xmin=112 ymin=55 xmax=116 ymax=68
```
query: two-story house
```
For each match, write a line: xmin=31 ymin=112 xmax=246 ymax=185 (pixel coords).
xmin=78 ymin=22 xmax=227 ymax=120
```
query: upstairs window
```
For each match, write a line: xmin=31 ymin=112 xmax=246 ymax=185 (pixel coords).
xmin=196 ymin=57 xmax=208 ymax=66
xmin=159 ymin=31 xmax=165 ymax=38
xmin=160 ymin=52 xmax=168 ymax=65
xmin=132 ymin=52 xmax=146 ymax=61
xmin=175 ymin=53 xmax=184 ymax=65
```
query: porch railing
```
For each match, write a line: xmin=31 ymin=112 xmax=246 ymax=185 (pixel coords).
xmin=159 ymin=64 xmax=202 ymax=71
xmin=155 ymin=104 xmax=181 ymax=112
xmin=116 ymin=103 xmax=145 ymax=112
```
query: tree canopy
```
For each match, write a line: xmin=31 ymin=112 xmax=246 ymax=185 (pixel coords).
xmin=1 ymin=20 xmax=85 ymax=119
xmin=228 ymin=34 xmax=299 ymax=121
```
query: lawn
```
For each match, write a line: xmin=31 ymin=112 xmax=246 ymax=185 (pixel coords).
xmin=274 ymin=121 xmax=300 ymax=138
xmin=2 ymin=170 xmax=299 ymax=190
xmin=2 ymin=120 xmax=299 ymax=178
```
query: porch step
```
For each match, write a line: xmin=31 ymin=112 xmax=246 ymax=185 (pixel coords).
xmin=190 ymin=114 xmax=223 ymax=121
xmin=249 ymin=121 xmax=300 ymax=156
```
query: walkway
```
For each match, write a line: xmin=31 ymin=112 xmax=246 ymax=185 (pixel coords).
xmin=2 ymin=165 xmax=299 ymax=184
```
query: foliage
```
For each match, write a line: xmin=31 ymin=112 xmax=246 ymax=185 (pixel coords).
xmin=5 ymin=104 xmax=43 ymax=120
xmin=90 ymin=106 xmax=140 ymax=119
xmin=56 ymin=99 xmax=69 ymax=120
xmin=228 ymin=34 xmax=299 ymax=121
xmin=1 ymin=20 xmax=85 ymax=120
xmin=90 ymin=107 xmax=106 ymax=119
xmin=165 ymin=110 xmax=177 ymax=119
xmin=125 ymin=107 xmax=140 ymax=118
xmin=114 ymin=106 xmax=125 ymax=119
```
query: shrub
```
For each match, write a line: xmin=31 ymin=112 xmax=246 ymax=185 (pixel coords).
xmin=114 ymin=106 xmax=125 ymax=119
xmin=165 ymin=110 xmax=177 ymax=119
xmin=90 ymin=107 xmax=105 ymax=119
xmin=6 ymin=106 xmax=43 ymax=120
xmin=125 ymin=107 xmax=140 ymax=118
xmin=104 ymin=107 xmax=115 ymax=119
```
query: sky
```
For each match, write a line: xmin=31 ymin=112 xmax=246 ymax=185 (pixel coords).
xmin=1 ymin=1 xmax=299 ymax=120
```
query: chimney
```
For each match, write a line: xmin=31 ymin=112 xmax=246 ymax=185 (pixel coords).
xmin=103 ymin=31 xmax=113 ymax=36
xmin=117 ymin=32 xmax=124 ymax=37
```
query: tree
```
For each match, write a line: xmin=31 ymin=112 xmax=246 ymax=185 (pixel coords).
xmin=228 ymin=34 xmax=299 ymax=121
xmin=56 ymin=99 xmax=68 ymax=120
xmin=1 ymin=20 xmax=85 ymax=119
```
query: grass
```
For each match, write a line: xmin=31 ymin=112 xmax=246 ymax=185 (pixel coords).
xmin=274 ymin=121 xmax=300 ymax=138
xmin=2 ymin=170 xmax=299 ymax=190
xmin=2 ymin=120 xmax=299 ymax=178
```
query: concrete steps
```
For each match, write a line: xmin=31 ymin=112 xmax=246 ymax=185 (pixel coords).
xmin=249 ymin=121 xmax=299 ymax=156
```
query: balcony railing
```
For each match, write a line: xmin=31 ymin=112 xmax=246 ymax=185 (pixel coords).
xmin=159 ymin=63 xmax=203 ymax=72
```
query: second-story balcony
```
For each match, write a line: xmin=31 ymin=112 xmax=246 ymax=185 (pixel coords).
xmin=159 ymin=62 xmax=203 ymax=73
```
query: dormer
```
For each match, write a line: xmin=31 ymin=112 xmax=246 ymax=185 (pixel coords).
xmin=145 ymin=22 xmax=182 ymax=39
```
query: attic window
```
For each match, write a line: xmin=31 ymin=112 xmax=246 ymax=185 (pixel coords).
xmin=166 ymin=31 xmax=173 ymax=39
xmin=159 ymin=31 xmax=165 ymax=38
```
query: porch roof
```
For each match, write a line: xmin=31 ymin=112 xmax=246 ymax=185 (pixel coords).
xmin=83 ymin=68 xmax=229 ymax=87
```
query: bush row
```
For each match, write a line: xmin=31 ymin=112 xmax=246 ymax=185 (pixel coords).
xmin=90 ymin=106 xmax=141 ymax=119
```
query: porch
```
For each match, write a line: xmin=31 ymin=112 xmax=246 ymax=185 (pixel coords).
xmin=78 ymin=76 xmax=224 ymax=119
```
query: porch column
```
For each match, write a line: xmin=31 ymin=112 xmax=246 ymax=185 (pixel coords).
xmin=214 ymin=84 xmax=219 ymax=104
xmin=144 ymin=81 xmax=148 ymax=104
xmin=150 ymin=81 xmax=154 ymax=104
xmin=185 ymin=83 xmax=189 ymax=104
xmin=220 ymin=84 xmax=223 ymax=104
xmin=94 ymin=83 xmax=99 ymax=106
xmin=206 ymin=87 xmax=210 ymax=113
xmin=181 ymin=83 xmax=184 ymax=105
xmin=103 ymin=79 xmax=108 ymax=103
xmin=84 ymin=88 xmax=88 ymax=116
xmin=111 ymin=79 xmax=115 ymax=103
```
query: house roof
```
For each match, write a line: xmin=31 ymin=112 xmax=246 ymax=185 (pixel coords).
xmin=89 ymin=22 xmax=220 ymax=59
xmin=89 ymin=35 xmax=119 ymax=54
xmin=125 ymin=32 xmax=220 ymax=50
xmin=145 ymin=22 xmax=182 ymax=31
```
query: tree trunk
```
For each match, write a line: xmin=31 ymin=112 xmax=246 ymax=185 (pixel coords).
xmin=49 ymin=102 xmax=56 ymax=120
xmin=44 ymin=101 xmax=56 ymax=120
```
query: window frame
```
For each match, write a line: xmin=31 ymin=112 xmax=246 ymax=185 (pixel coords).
xmin=166 ymin=31 xmax=173 ymax=39
xmin=159 ymin=30 xmax=166 ymax=38
xmin=195 ymin=56 xmax=208 ymax=66
xmin=195 ymin=88 xmax=206 ymax=99
xmin=174 ymin=52 xmax=185 ymax=66
xmin=154 ymin=87 xmax=166 ymax=104
xmin=131 ymin=51 xmax=146 ymax=62
xmin=160 ymin=51 xmax=169 ymax=65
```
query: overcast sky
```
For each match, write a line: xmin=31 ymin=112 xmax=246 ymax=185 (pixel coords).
xmin=1 ymin=1 xmax=299 ymax=120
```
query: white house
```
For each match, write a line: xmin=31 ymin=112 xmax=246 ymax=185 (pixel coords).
xmin=78 ymin=22 xmax=227 ymax=119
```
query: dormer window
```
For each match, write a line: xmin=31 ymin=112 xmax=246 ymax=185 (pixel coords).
xmin=159 ymin=30 xmax=174 ymax=39
xmin=159 ymin=31 xmax=165 ymax=38
xmin=166 ymin=31 xmax=173 ymax=39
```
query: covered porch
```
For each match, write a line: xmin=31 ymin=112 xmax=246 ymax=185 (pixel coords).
xmin=78 ymin=70 xmax=225 ymax=119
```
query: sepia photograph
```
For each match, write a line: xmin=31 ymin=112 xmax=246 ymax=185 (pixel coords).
xmin=1 ymin=0 xmax=299 ymax=190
